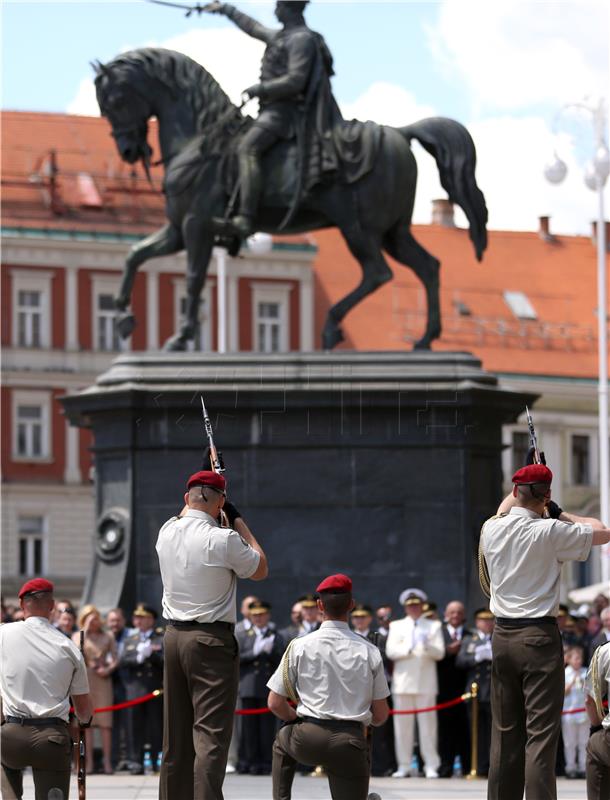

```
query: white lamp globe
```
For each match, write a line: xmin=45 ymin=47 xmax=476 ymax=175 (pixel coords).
xmin=544 ymin=155 xmax=568 ymax=185
xmin=593 ymin=143 xmax=610 ymax=184
xmin=247 ymin=232 xmax=273 ymax=255
xmin=584 ymin=161 xmax=599 ymax=191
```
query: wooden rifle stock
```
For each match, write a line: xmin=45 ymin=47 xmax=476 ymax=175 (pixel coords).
xmin=77 ymin=630 xmax=86 ymax=800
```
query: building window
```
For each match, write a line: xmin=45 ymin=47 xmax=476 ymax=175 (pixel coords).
xmin=504 ymin=290 xmax=537 ymax=320
xmin=18 ymin=516 xmax=46 ymax=576
xmin=571 ymin=435 xmax=591 ymax=485
xmin=11 ymin=270 xmax=52 ymax=348
xmin=17 ymin=290 xmax=43 ymax=347
xmin=257 ymin=301 xmax=282 ymax=353
xmin=512 ymin=431 xmax=530 ymax=473
xmin=250 ymin=282 xmax=291 ymax=353
xmin=12 ymin=391 xmax=51 ymax=461
xmin=96 ymin=293 xmax=121 ymax=351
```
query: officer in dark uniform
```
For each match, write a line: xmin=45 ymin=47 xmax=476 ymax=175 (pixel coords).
xmin=456 ymin=608 xmax=495 ymax=776
xmin=235 ymin=601 xmax=285 ymax=774
xmin=121 ymin=603 xmax=164 ymax=773
xmin=203 ymin=0 xmax=339 ymax=238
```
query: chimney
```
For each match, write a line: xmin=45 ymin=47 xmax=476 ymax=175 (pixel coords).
xmin=538 ymin=215 xmax=557 ymax=243
xmin=591 ymin=220 xmax=610 ymax=252
xmin=431 ymin=198 xmax=455 ymax=228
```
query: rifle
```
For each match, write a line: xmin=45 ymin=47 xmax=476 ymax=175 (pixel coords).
xmin=525 ymin=405 xmax=541 ymax=465
xmin=200 ymin=396 xmax=229 ymax=526
xmin=77 ymin=630 xmax=86 ymax=800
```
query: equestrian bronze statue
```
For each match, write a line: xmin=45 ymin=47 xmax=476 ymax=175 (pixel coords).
xmin=94 ymin=1 xmax=487 ymax=351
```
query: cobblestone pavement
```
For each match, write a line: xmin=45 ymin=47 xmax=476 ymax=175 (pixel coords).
xmin=20 ymin=772 xmax=587 ymax=799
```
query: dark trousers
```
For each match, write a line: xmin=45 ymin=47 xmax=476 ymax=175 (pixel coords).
xmin=272 ymin=720 xmax=370 ymax=800
xmin=370 ymin=709 xmax=397 ymax=776
xmin=488 ymin=622 xmax=564 ymax=800
xmin=237 ymin=697 xmax=277 ymax=773
xmin=438 ymin=702 xmax=470 ymax=775
xmin=1 ymin=721 xmax=72 ymax=800
xmin=159 ymin=623 xmax=239 ymax=800
xmin=111 ymin=681 xmax=133 ymax=768
xmin=586 ymin=727 xmax=610 ymax=800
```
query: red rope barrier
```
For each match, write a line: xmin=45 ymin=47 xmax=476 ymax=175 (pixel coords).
xmin=389 ymin=695 xmax=467 ymax=715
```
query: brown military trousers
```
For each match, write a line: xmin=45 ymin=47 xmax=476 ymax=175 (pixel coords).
xmin=158 ymin=622 xmax=239 ymax=800
xmin=586 ymin=727 xmax=610 ymax=800
xmin=272 ymin=719 xmax=370 ymax=800
xmin=1 ymin=720 xmax=72 ymax=800
xmin=487 ymin=621 xmax=564 ymax=800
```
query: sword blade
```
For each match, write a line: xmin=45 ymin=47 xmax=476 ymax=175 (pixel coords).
xmin=146 ymin=0 xmax=200 ymax=11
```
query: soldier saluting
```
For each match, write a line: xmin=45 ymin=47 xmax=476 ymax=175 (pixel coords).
xmin=203 ymin=0 xmax=341 ymax=238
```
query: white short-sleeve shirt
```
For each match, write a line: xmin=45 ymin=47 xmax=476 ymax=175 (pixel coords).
xmin=156 ymin=509 xmax=260 ymax=624
xmin=586 ymin=641 xmax=610 ymax=729
xmin=0 ymin=616 xmax=89 ymax=721
xmin=267 ymin=620 xmax=389 ymax=726
xmin=481 ymin=506 xmax=593 ymax=618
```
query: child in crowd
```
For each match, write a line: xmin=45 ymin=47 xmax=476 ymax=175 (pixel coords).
xmin=562 ymin=646 xmax=588 ymax=778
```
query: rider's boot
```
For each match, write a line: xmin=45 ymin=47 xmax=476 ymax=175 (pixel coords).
xmin=213 ymin=152 xmax=261 ymax=238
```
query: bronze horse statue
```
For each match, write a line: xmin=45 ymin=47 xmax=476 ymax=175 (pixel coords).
xmin=94 ymin=48 xmax=487 ymax=351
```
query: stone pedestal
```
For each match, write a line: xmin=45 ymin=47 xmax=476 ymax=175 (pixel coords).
xmin=62 ymin=352 xmax=533 ymax=617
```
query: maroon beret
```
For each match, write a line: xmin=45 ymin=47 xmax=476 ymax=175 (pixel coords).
xmin=18 ymin=578 xmax=54 ymax=599
xmin=316 ymin=573 xmax=352 ymax=594
xmin=512 ymin=464 xmax=553 ymax=485
xmin=186 ymin=470 xmax=226 ymax=492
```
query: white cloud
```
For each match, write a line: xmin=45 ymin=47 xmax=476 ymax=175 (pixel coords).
xmin=340 ymin=82 xmax=435 ymax=127
xmin=427 ymin=0 xmax=609 ymax=113
xmin=67 ymin=27 xmax=264 ymax=116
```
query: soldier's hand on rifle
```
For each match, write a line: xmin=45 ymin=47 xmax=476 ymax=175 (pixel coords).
xmin=526 ymin=446 xmax=546 ymax=466
xmin=223 ymin=500 xmax=242 ymax=527
xmin=201 ymin=1 xmax=225 ymax=13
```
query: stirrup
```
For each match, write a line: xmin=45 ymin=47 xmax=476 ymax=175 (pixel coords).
xmin=211 ymin=215 xmax=254 ymax=239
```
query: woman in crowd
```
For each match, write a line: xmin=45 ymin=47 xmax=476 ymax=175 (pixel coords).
xmin=74 ymin=604 xmax=118 ymax=774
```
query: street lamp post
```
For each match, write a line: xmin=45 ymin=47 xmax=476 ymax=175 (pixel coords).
xmin=544 ymin=98 xmax=610 ymax=583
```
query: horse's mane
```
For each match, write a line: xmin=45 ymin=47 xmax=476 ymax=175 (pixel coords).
xmin=101 ymin=47 xmax=241 ymax=131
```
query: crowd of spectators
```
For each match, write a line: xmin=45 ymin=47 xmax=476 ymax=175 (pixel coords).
xmin=1 ymin=589 xmax=608 ymax=779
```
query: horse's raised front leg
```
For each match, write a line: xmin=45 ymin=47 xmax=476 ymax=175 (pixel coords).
xmin=163 ymin=215 xmax=214 ymax=351
xmin=115 ymin=223 xmax=183 ymax=339
xmin=322 ymin=225 xmax=393 ymax=350
xmin=383 ymin=226 xmax=441 ymax=350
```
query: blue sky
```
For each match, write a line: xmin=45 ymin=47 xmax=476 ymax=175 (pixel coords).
xmin=2 ymin=0 xmax=608 ymax=233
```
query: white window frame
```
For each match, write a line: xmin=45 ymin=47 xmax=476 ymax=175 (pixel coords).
xmin=173 ymin=279 xmax=213 ymax=353
xmin=569 ymin=431 xmax=593 ymax=487
xmin=17 ymin=514 xmax=48 ymax=577
xmin=91 ymin=275 xmax=129 ymax=353
xmin=251 ymin=282 xmax=292 ymax=353
xmin=11 ymin=269 xmax=53 ymax=349
xmin=12 ymin=389 xmax=52 ymax=462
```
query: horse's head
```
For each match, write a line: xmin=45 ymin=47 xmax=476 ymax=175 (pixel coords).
xmin=93 ymin=59 xmax=153 ymax=171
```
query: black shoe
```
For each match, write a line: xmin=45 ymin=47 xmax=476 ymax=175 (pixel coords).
xmin=211 ymin=215 xmax=254 ymax=238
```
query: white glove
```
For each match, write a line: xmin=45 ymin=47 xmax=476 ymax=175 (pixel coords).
xmin=474 ymin=641 xmax=492 ymax=662
xmin=136 ymin=639 xmax=153 ymax=664
xmin=253 ymin=634 xmax=275 ymax=656
xmin=413 ymin=628 xmax=428 ymax=647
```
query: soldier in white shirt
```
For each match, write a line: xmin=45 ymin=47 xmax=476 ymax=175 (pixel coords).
xmin=267 ymin=573 xmax=390 ymax=800
xmin=480 ymin=462 xmax=610 ymax=800
xmin=385 ymin=587 xmax=445 ymax=778
xmin=0 ymin=578 xmax=93 ymax=800
xmin=585 ymin=640 xmax=610 ymax=799
xmin=156 ymin=469 xmax=268 ymax=800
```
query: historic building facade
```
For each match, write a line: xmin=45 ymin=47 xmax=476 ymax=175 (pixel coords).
xmin=1 ymin=111 xmax=607 ymax=600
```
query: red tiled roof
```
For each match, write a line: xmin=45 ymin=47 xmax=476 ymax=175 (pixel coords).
xmin=2 ymin=112 xmax=606 ymax=379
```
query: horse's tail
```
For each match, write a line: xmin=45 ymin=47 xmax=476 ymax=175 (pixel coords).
xmin=399 ymin=117 xmax=488 ymax=261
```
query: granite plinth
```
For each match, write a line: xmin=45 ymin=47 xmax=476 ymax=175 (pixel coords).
xmin=61 ymin=352 xmax=533 ymax=615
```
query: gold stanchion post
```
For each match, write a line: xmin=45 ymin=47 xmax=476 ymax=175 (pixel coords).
xmin=466 ymin=681 xmax=479 ymax=781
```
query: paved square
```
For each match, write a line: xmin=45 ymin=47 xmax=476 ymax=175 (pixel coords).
xmin=19 ymin=772 xmax=587 ymax=799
